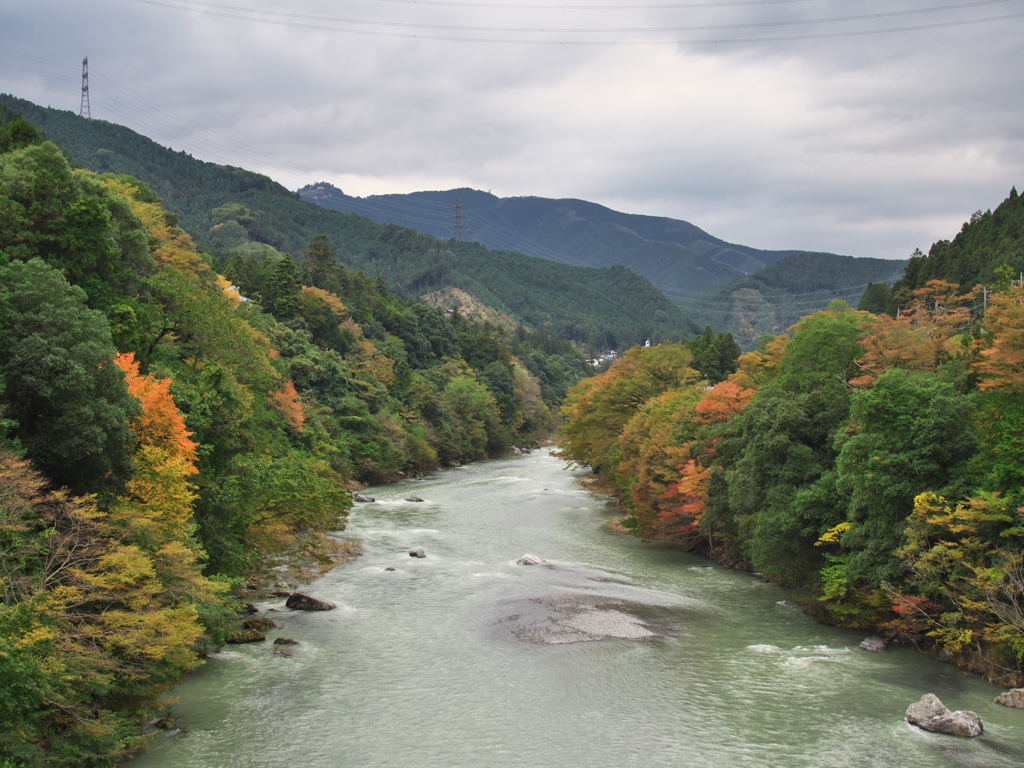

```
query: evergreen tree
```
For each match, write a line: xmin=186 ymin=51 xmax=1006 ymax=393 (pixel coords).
xmin=0 ymin=258 xmax=138 ymax=494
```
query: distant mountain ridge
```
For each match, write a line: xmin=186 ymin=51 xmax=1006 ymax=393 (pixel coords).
xmin=300 ymin=183 xmax=802 ymax=297
xmin=0 ymin=93 xmax=694 ymax=350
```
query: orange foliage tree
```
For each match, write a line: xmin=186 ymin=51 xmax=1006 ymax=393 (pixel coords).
xmin=269 ymin=380 xmax=306 ymax=433
xmin=659 ymin=380 xmax=755 ymax=547
xmin=973 ymin=282 xmax=1024 ymax=393
xmin=851 ymin=280 xmax=974 ymax=388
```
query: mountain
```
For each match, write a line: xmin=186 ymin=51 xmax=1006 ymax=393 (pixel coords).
xmin=300 ymin=184 xmax=913 ymax=347
xmin=299 ymin=183 xmax=801 ymax=297
xmin=680 ymin=251 xmax=908 ymax=348
xmin=0 ymin=93 xmax=695 ymax=350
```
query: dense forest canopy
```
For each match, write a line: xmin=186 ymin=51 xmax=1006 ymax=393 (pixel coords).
xmin=559 ymin=188 xmax=1024 ymax=689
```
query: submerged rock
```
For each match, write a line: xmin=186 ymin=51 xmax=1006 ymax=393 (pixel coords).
xmin=285 ymin=592 xmax=336 ymax=611
xmin=517 ymin=553 xmax=546 ymax=565
xmin=273 ymin=637 xmax=299 ymax=645
xmin=409 ymin=548 xmax=426 ymax=558
xmin=405 ymin=495 xmax=425 ymax=502
xmin=995 ymin=688 xmax=1024 ymax=708
xmin=906 ymin=694 xmax=983 ymax=737
xmin=858 ymin=636 xmax=888 ymax=652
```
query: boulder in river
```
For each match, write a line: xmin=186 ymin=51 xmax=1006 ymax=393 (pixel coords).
xmin=995 ymin=688 xmax=1024 ymax=708
xmin=243 ymin=616 xmax=277 ymax=631
xmin=409 ymin=548 xmax=426 ymax=558
xmin=405 ymin=495 xmax=425 ymax=502
xmin=227 ymin=629 xmax=266 ymax=644
xmin=906 ymin=694 xmax=983 ymax=737
xmin=353 ymin=493 xmax=375 ymax=503
xmin=273 ymin=637 xmax=300 ymax=645
xmin=858 ymin=636 xmax=888 ymax=652
xmin=517 ymin=553 xmax=546 ymax=565
xmin=285 ymin=592 xmax=337 ymax=611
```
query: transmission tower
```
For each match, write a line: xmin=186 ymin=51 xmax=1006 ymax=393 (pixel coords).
xmin=452 ymin=198 xmax=464 ymax=240
xmin=79 ymin=57 xmax=91 ymax=119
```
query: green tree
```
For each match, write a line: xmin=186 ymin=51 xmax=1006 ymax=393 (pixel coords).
xmin=0 ymin=258 xmax=138 ymax=494
xmin=832 ymin=370 xmax=977 ymax=588
xmin=264 ymin=253 xmax=302 ymax=319
xmin=723 ymin=305 xmax=870 ymax=587
xmin=302 ymin=234 xmax=337 ymax=288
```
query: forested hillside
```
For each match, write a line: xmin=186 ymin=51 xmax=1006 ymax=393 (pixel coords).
xmin=0 ymin=112 xmax=591 ymax=767
xmin=0 ymin=94 xmax=694 ymax=351
xmin=884 ymin=187 xmax=1024 ymax=311
xmin=300 ymin=182 xmax=799 ymax=296
xmin=680 ymin=252 xmax=908 ymax=349
xmin=558 ymin=196 xmax=1024 ymax=687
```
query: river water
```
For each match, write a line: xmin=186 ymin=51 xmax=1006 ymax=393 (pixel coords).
xmin=128 ymin=449 xmax=1024 ymax=768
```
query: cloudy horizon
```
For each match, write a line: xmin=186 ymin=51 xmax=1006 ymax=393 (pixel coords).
xmin=3 ymin=0 xmax=1022 ymax=261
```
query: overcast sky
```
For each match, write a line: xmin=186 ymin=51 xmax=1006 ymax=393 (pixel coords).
xmin=3 ymin=0 xmax=1023 ymax=260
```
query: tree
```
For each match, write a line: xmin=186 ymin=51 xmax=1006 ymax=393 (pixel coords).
xmin=264 ymin=253 xmax=302 ymax=319
xmin=0 ymin=143 xmax=153 ymax=308
xmin=558 ymin=343 xmax=700 ymax=473
xmin=303 ymin=234 xmax=337 ymax=288
xmin=0 ymin=258 xmax=138 ymax=493
xmin=722 ymin=306 xmax=871 ymax=586
xmin=832 ymin=371 xmax=977 ymax=589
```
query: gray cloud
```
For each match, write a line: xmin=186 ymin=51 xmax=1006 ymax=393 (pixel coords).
xmin=2 ymin=0 xmax=1022 ymax=261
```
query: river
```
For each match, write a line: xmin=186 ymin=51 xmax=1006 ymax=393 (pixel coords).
xmin=127 ymin=449 xmax=1024 ymax=768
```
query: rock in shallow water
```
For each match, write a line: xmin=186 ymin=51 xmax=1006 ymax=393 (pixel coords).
xmin=227 ymin=629 xmax=266 ymax=644
xmin=995 ymin=688 xmax=1024 ymax=708
xmin=495 ymin=593 xmax=671 ymax=645
xmin=517 ymin=553 xmax=546 ymax=565
xmin=409 ymin=548 xmax=426 ymax=558
xmin=285 ymin=593 xmax=336 ymax=611
xmin=906 ymin=693 xmax=983 ymax=737
xmin=243 ymin=616 xmax=277 ymax=631
xmin=859 ymin=636 xmax=888 ymax=652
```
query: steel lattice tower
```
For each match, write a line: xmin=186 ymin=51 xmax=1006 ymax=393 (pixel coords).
xmin=452 ymin=198 xmax=464 ymax=240
xmin=80 ymin=57 xmax=91 ymax=119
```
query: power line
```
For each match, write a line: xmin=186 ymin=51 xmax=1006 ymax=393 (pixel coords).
xmin=129 ymin=0 xmax=1024 ymax=45
xmin=368 ymin=0 xmax=820 ymax=9
xmin=0 ymin=55 xmax=904 ymax=313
